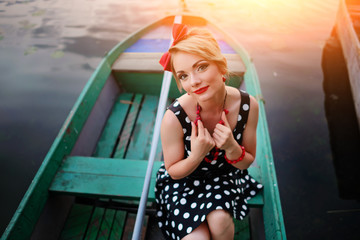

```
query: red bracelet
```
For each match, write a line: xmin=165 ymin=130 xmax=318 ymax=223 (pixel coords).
xmin=225 ymin=145 xmax=245 ymax=164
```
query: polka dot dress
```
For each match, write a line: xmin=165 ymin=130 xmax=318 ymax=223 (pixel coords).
xmin=155 ymin=90 xmax=263 ymax=240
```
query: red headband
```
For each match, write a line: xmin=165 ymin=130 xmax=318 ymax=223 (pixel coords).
xmin=159 ymin=23 xmax=188 ymax=72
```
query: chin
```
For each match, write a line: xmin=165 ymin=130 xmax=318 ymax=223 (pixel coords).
xmin=196 ymin=92 xmax=213 ymax=102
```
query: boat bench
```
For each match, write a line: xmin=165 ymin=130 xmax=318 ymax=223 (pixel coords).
xmin=112 ymin=52 xmax=246 ymax=75
xmin=50 ymin=157 xmax=263 ymax=205
xmin=49 ymin=92 xmax=263 ymax=239
xmin=50 ymin=157 xmax=162 ymax=201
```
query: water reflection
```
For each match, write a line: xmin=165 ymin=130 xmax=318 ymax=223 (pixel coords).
xmin=322 ymin=29 xmax=360 ymax=200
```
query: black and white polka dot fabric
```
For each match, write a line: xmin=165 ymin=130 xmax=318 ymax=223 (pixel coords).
xmin=155 ymin=90 xmax=263 ymax=240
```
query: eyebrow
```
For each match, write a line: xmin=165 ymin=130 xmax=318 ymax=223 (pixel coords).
xmin=176 ymin=60 xmax=207 ymax=74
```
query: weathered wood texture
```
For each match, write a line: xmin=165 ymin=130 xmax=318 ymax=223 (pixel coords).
xmin=112 ymin=52 xmax=245 ymax=75
xmin=234 ymin=217 xmax=250 ymax=240
xmin=114 ymin=94 xmax=143 ymax=158
xmin=93 ymin=93 xmax=134 ymax=158
xmin=49 ymin=156 xmax=263 ymax=205
xmin=59 ymin=204 xmax=93 ymax=240
xmin=71 ymin=75 xmax=121 ymax=157
xmin=336 ymin=0 xmax=360 ymax=128
xmin=50 ymin=157 xmax=162 ymax=201
xmin=59 ymin=204 xmax=129 ymax=240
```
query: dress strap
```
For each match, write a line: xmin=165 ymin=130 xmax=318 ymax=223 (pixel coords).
xmin=168 ymin=100 xmax=191 ymax=130
xmin=239 ymin=90 xmax=250 ymax=127
xmin=232 ymin=90 xmax=251 ymax=144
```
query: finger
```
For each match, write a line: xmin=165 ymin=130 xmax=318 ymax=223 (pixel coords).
xmin=221 ymin=111 xmax=231 ymax=128
xmin=214 ymin=122 xmax=229 ymax=136
xmin=191 ymin=121 xmax=197 ymax=137
xmin=197 ymin=120 xmax=205 ymax=136
xmin=212 ymin=131 xmax=220 ymax=143
xmin=204 ymin=129 xmax=215 ymax=146
xmin=213 ymin=127 xmax=223 ymax=136
xmin=212 ymin=131 xmax=223 ymax=143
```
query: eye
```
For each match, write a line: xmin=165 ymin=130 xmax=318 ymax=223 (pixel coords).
xmin=197 ymin=64 xmax=208 ymax=72
xmin=178 ymin=74 xmax=188 ymax=81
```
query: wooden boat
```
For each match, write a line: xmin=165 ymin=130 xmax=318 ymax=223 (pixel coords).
xmin=1 ymin=12 xmax=286 ymax=240
xmin=335 ymin=0 xmax=360 ymax=128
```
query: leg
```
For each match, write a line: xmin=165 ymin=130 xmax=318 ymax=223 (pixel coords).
xmin=181 ymin=222 xmax=210 ymax=240
xmin=206 ymin=210 xmax=234 ymax=240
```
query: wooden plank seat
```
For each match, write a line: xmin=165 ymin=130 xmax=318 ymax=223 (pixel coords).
xmin=112 ymin=52 xmax=246 ymax=75
xmin=49 ymin=156 xmax=263 ymax=205
xmin=50 ymin=157 xmax=162 ymax=201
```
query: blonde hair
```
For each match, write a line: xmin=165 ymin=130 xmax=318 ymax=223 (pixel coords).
xmin=169 ymin=28 xmax=228 ymax=91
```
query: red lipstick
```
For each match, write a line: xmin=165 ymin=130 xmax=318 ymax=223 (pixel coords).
xmin=193 ymin=86 xmax=209 ymax=94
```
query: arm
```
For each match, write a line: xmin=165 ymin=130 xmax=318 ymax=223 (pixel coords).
xmin=161 ymin=110 xmax=215 ymax=180
xmin=213 ymin=95 xmax=259 ymax=170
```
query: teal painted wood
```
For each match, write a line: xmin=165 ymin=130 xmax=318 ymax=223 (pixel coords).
xmin=97 ymin=208 xmax=116 ymax=240
xmin=53 ymin=157 xmax=158 ymax=177
xmin=114 ymin=94 xmax=143 ymax=159
xmin=234 ymin=217 xmax=250 ymax=240
xmin=244 ymin=61 xmax=286 ymax=239
xmin=109 ymin=210 xmax=127 ymax=240
xmin=84 ymin=207 xmax=105 ymax=240
xmin=246 ymin=193 xmax=263 ymax=208
xmin=126 ymin=95 xmax=159 ymax=160
xmin=49 ymin=156 xmax=163 ymax=201
xmin=59 ymin=204 xmax=93 ymax=240
xmin=1 ymin=16 xmax=174 ymax=240
xmin=113 ymin=72 xmax=179 ymax=99
xmin=49 ymin=156 xmax=262 ymax=206
xmin=244 ymin=59 xmax=286 ymax=240
xmin=94 ymin=93 xmax=134 ymax=158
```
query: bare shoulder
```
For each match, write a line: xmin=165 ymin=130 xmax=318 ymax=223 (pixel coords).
xmin=249 ymin=94 xmax=259 ymax=112
xmin=225 ymin=86 xmax=241 ymax=98
xmin=177 ymin=94 xmax=193 ymax=108
xmin=176 ymin=94 xmax=196 ymax=119
xmin=162 ymin=109 xmax=182 ymax=131
xmin=248 ymin=94 xmax=259 ymax=126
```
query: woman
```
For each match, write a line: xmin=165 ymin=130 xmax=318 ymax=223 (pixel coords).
xmin=155 ymin=23 xmax=263 ymax=240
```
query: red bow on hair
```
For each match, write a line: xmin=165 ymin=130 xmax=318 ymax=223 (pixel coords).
xmin=159 ymin=23 xmax=188 ymax=72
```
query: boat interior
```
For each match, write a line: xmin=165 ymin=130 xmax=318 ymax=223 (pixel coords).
xmin=28 ymin=15 xmax=267 ymax=240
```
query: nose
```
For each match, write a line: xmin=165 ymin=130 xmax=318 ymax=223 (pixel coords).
xmin=190 ymin=73 xmax=201 ymax=86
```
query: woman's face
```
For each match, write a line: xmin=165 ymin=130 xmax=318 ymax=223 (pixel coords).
xmin=172 ymin=51 xmax=224 ymax=101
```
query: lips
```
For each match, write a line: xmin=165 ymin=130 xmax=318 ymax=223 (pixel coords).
xmin=193 ymin=86 xmax=209 ymax=94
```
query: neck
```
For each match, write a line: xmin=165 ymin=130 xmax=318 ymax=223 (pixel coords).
xmin=198 ymin=86 xmax=227 ymax=113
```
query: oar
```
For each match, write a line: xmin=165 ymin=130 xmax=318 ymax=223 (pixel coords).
xmin=131 ymin=15 xmax=183 ymax=240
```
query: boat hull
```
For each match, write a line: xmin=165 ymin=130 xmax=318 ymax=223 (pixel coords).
xmin=2 ymin=14 xmax=285 ymax=240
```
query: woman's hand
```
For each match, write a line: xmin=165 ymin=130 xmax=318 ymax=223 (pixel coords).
xmin=190 ymin=120 xmax=215 ymax=160
xmin=212 ymin=112 xmax=238 ymax=151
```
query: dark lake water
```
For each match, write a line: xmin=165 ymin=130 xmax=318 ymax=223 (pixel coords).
xmin=1 ymin=0 xmax=359 ymax=239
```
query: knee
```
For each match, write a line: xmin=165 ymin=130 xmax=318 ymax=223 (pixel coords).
xmin=206 ymin=210 xmax=234 ymax=234
xmin=181 ymin=222 xmax=210 ymax=240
